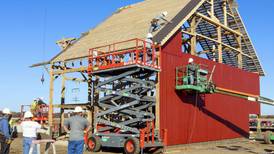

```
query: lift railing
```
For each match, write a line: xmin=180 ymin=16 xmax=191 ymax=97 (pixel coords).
xmin=88 ymin=38 xmax=161 ymax=73
xmin=176 ymin=64 xmax=210 ymax=87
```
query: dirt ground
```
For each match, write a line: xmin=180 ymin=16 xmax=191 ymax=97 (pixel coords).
xmin=9 ymin=138 xmax=274 ymax=154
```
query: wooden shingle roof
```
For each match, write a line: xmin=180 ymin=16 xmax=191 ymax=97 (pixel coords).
xmin=51 ymin=0 xmax=204 ymax=62
xmin=43 ymin=0 xmax=264 ymax=76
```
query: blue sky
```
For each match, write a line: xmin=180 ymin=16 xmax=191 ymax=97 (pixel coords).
xmin=0 ymin=0 xmax=273 ymax=115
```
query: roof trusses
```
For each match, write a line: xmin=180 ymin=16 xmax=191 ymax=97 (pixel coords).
xmin=182 ymin=0 xmax=264 ymax=75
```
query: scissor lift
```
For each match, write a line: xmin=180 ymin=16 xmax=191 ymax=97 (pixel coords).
xmin=86 ymin=39 xmax=166 ymax=154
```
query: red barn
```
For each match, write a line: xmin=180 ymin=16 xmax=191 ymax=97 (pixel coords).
xmin=33 ymin=0 xmax=264 ymax=152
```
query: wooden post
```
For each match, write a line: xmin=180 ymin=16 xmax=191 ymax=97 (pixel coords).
xmin=48 ymin=64 xmax=54 ymax=133
xmin=223 ymin=0 xmax=227 ymax=26
xmin=59 ymin=75 xmax=66 ymax=134
xmin=217 ymin=26 xmax=223 ymax=63
xmin=190 ymin=17 xmax=197 ymax=55
xmin=210 ymin=0 xmax=214 ymax=17
xmin=155 ymin=74 xmax=160 ymax=130
xmin=237 ymin=36 xmax=242 ymax=68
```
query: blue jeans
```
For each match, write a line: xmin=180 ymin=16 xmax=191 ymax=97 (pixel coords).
xmin=23 ymin=137 xmax=37 ymax=154
xmin=149 ymin=23 xmax=161 ymax=33
xmin=68 ymin=140 xmax=84 ymax=154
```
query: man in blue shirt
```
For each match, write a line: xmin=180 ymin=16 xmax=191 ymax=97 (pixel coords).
xmin=0 ymin=108 xmax=12 ymax=154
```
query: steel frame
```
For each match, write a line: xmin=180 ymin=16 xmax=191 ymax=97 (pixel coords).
xmin=87 ymin=39 xmax=165 ymax=149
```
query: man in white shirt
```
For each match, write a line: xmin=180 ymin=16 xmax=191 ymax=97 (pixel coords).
xmin=21 ymin=111 xmax=41 ymax=154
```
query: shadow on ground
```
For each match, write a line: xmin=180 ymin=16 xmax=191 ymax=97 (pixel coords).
xmin=216 ymin=145 xmax=258 ymax=154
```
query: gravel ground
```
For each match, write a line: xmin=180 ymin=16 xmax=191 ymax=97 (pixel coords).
xmin=9 ymin=137 xmax=274 ymax=154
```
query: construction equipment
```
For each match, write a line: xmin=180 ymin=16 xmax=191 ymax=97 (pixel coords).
xmin=176 ymin=63 xmax=274 ymax=105
xmin=20 ymin=98 xmax=49 ymax=124
xmin=176 ymin=63 xmax=274 ymax=144
xmin=86 ymin=38 xmax=166 ymax=154
xmin=249 ymin=114 xmax=274 ymax=144
xmin=176 ymin=64 xmax=215 ymax=93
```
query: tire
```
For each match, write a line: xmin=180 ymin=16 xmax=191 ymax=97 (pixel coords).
xmin=264 ymin=131 xmax=273 ymax=144
xmin=124 ymin=137 xmax=140 ymax=154
xmin=87 ymin=136 xmax=101 ymax=152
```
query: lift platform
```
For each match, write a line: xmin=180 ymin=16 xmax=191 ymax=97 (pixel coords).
xmin=86 ymin=39 xmax=166 ymax=154
xmin=175 ymin=64 xmax=215 ymax=93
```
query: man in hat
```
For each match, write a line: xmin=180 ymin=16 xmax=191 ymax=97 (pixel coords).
xmin=0 ymin=108 xmax=12 ymax=154
xmin=145 ymin=33 xmax=154 ymax=62
xmin=64 ymin=106 xmax=91 ymax=154
xmin=21 ymin=111 xmax=41 ymax=154
xmin=187 ymin=58 xmax=196 ymax=85
xmin=149 ymin=11 xmax=172 ymax=33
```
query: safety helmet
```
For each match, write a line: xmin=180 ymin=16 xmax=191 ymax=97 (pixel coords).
xmin=147 ymin=33 xmax=153 ymax=38
xmin=162 ymin=11 xmax=168 ymax=17
xmin=188 ymin=58 xmax=194 ymax=63
xmin=24 ymin=111 xmax=33 ymax=118
xmin=2 ymin=108 xmax=11 ymax=115
xmin=74 ymin=106 xmax=83 ymax=113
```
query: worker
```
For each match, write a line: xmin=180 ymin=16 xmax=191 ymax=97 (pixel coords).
xmin=21 ymin=111 xmax=41 ymax=154
xmin=145 ymin=33 xmax=153 ymax=62
xmin=187 ymin=58 xmax=196 ymax=85
xmin=149 ymin=11 xmax=172 ymax=33
xmin=0 ymin=108 xmax=12 ymax=154
xmin=64 ymin=106 xmax=91 ymax=154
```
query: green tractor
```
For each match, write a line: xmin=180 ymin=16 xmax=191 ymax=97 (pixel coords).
xmin=176 ymin=63 xmax=215 ymax=94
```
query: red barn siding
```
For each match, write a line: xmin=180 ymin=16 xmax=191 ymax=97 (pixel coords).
xmin=159 ymin=30 xmax=260 ymax=146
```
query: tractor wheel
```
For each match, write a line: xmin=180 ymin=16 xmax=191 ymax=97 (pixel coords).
xmin=87 ymin=136 xmax=101 ymax=152
xmin=124 ymin=137 xmax=140 ymax=154
xmin=264 ymin=131 xmax=273 ymax=144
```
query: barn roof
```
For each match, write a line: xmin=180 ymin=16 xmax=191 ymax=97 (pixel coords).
xmin=49 ymin=0 xmax=203 ymax=62
xmin=34 ymin=0 xmax=264 ymax=76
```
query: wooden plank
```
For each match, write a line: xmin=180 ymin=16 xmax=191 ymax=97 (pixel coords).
xmin=64 ymin=76 xmax=87 ymax=82
xmin=194 ymin=33 xmax=252 ymax=58
xmin=195 ymin=12 xmax=242 ymax=36
xmin=155 ymin=74 xmax=160 ymax=130
xmin=59 ymin=75 xmax=66 ymax=134
xmin=217 ymin=26 xmax=223 ymax=63
xmin=48 ymin=64 xmax=54 ymax=130
xmin=190 ymin=17 xmax=197 ymax=55
xmin=237 ymin=36 xmax=243 ymax=68
xmin=223 ymin=1 xmax=228 ymax=26
xmin=53 ymin=67 xmax=88 ymax=75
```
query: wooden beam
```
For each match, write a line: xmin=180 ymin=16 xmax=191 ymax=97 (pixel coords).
xmin=190 ymin=17 xmax=197 ymax=55
xmin=211 ymin=0 xmax=214 ymax=18
xmin=53 ymin=67 xmax=88 ymax=75
xmin=182 ymin=30 xmax=252 ymax=58
xmin=217 ymin=26 xmax=223 ymax=63
xmin=223 ymin=0 xmax=228 ymax=26
xmin=155 ymin=74 xmax=160 ymax=130
xmin=237 ymin=36 xmax=243 ymax=68
xmin=64 ymin=76 xmax=87 ymax=82
xmin=194 ymin=33 xmax=252 ymax=58
xmin=197 ymin=50 xmax=210 ymax=55
xmin=48 ymin=64 xmax=54 ymax=131
xmin=53 ymin=103 xmax=91 ymax=109
xmin=59 ymin=75 xmax=66 ymax=134
xmin=195 ymin=12 xmax=242 ymax=36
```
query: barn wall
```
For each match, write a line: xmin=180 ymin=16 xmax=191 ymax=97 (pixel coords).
xmin=159 ymin=30 xmax=260 ymax=146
